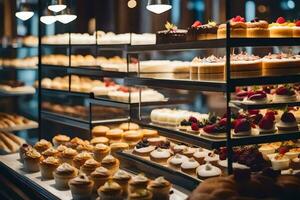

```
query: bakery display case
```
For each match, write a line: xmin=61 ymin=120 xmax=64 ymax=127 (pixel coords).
xmin=1 ymin=0 xmax=300 ymax=199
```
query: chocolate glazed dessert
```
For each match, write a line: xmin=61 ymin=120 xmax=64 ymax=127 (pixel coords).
xmin=156 ymin=22 xmax=187 ymax=44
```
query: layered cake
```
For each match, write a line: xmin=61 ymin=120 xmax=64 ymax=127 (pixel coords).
xmin=217 ymin=16 xmax=247 ymax=38
xmin=246 ymin=18 xmax=270 ymax=38
xmin=230 ymin=52 xmax=262 ymax=72
xmin=269 ymin=17 xmax=294 ymax=38
xmin=187 ymin=21 xmax=218 ymax=41
xmin=156 ymin=22 xmax=187 ymax=44
xmin=293 ymin=20 xmax=300 ymax=37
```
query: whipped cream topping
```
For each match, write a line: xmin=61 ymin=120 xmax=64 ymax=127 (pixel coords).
xmin=193 ymin=148 xmax=209 ymax=158
xmin=169 ymin=154 xmax=189 ymax=165
xmin=150 ymin=148 xmax=171 ymax=158
xmin=230 ymin=52 xmax=261 ymax=62
xmin=197 ymin=163 xmax=222 ymax=177
xmin=181 ymin=158 xmax=200 ymax=169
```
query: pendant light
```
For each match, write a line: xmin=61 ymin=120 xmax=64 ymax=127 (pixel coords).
xmin=146 ymin=0 xmax=172 ymax=14
xmin=40 ymin=9 xmax=56 ymax=25
xmin=48 ymin=0 xmax=66 ymax=13
xmin=56 ymin=8 xmax=77 ymax=24
xmin=15 ymin=3 xmax=34 ymax=21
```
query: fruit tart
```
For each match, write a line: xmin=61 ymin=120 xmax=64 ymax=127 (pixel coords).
xmin=217 ymin=16 xmax=247 ymax=38
xmin=200 ymin=118 xmax=227 ymax=139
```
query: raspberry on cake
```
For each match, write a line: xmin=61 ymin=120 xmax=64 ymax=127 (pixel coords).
xmin=293 ymin=20 xmax=300 ymax=37
xmin=269 ymin=17 xmax=294 ymax=38
xmin=217 ymin=16 xmax=247 ymax=38
xmin=273 ymin=85 xmax=297 ymax=103
xmin=201 ymin=118 xmax=227 ymax=139
xmin=246 ymin=18 xmax=270 ymax=38
xmin=187 ymin=21 xmax=218 ymax=41
xmin=276 ymin=111 xmax=299 ymax=132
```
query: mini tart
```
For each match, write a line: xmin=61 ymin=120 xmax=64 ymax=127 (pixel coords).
xmin=101 ymin=155 xmax=120 ymax=175
xmin=90 ymin=137 xmax=109 ymax=146
xmin=90 ymin=166 xmax=111 ymax=192
xmin=23 ymin=148 xmax=42 ymax=172
xmin=119 ymin=122 xmax=140 ymax=131
xmin=204 ymin=152 xmax=219 ymax=166
xmin=65 ymin=137 xmax=85 ymax=149
xmin=133 ymin=145 xmax=156 ymax=157
xmin=123 ymin=130 xmax=143 ymax=143
xmin=167 ymin=154 xmax=189 ymax=170
xmin=139 ymin=129 xmax=158 ymax=138
xmin=180 ymin=157 xmax=200 ymax=176
xmin=196 ymin=163 xmax=222 ymax=179
xmin=93 ymin=144 xmax=110 ymax=162
xmin=147 ymin=176 xmax=171 ymax=200
xmin=53 ymin=163 xmax=78 ymax=189
xmin=97 ymin=181 xmax=123 ymax=200
xmin=246 ymin=20 xmax=270 ymax=38
xmin=276 ymin=120 xmax=299 ymax=132
xmin=73 ymin=152 xmax=93 ymax=169
xmin=285 ymin=148 xmax=300 ymax=160
xmin=171 ymin=144 xmax=187 ymax=154
xmin=110 ymin=142 xmax=129 ymax=156
xmin=128 ymin=189 xmax=153 ymax=200
xmin=113 ymin=170 xmax=132 ymax=197
xmin=271 ymin=154 xmax=290 ymax=170
xmin=259 ymin=145 xmax=276 ymax=155
xmin=269 ymin=22 xmax=294 ymax=38
xmin=150 ymin=148 xmax=171 ymax=164
xmin=34 ymin=139 xmax=53 ymax=153
xmin=76 ymin=143 xmax=94 ymax=153
xmin=193 ymin=148 xmax=209 ymax=164
xmin=40 ymin=156 xmax=60 ymax=180
xmin=105 ymin=128 xmax=123 ymax=141
xmin=42 ymin=147 xmax=59 ymax=159
xmin=68 ymin=174 xmax=94 ymax=200
xmin=258 ymin=125 xmax=277 ymax=135
xmin=290 ymin=157 xmax=300 ymax=170
xmin=52 ymin=134 xmax=70 ymax=147
xmin=80 ymin=158 xmax=100 ymax=176
xmin=129 ymin=174 xmax=150 ymax=192
xmin=147 ymin=136 xmax=167 ymax=146
xmin=19 ymin=144 xmax=32 ymax=162
xmin=59 ymin=148 xmax=78 ymax=165
xmin=92 ymin=125 xmax=110 ymax=137
xmin=182 ymin=147 xmax=196 ymax=158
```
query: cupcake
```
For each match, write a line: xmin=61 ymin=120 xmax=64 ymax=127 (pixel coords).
xmin=93 ymin=144 xmax=110 ymax=162
xmin=92 ymin=125 xmax=110 ymax=137
xmin=167 ymin=154 xmax=189 ymax=170
xmin=204 ymin=151 xmax=219 ymax=166
xmin=65 ymin=137 xmax=85 ymax=149
xmin=133 ymin=139 xmax=156 ymax=157
xmin=42 ymin=147 xmax=59 ymax=159
xmin=171 ymin=144 xmax=187 ymax=154
xmin=69 ymin=174 xmax=94 ymax=200
xmin=128 ymin=189 xmax=153 ymax=200
xmin=73 ymin=152 xmax=93 ymax=169
xmin=40 ymin=156 xmax=60 ymax=180
xmin=91 ymin=137 xmax=109 ymax=146
xmin=106 ymin=128 xmax=123 ymax=142
xmin=90 ymin=166 xmax=111 ymax=192
xmin=119 ymin=122 xmax=140 ymax=131
xmin=101 ymin=155 xmax=120 ymax=175
xmin=139 ymin=129 xmax=158 ymax=138
xmin=76 ymin=143 xmax=94 ymax=153
xmin=128 ymin=174 xmax=149 ymax=193
xmin=182 ymin=147 xmax=196 ymax=158
xmin=34 ymin=139 xmax=52 ymax=153
xmin=148 ymin=176 xmax=171 ymax=200
xmin=19 ymin=143 xmax=32 ymax=162
xmin=109 ymin=142 xmax=129 ymax=156
xmin=52 ymin=135 xmax=70 ymax=147
xmin=196 ymin=162 xmax=222 ymax=179
xmin=56 ymin=144 xmax=68 ymax=155
xmin=181 ymin=157 xmax=200 ymax=176
xmin=112 ymin=170 xmax=132 ymax=197
xmin=59 ymin=148 xmax=78 ymax=165
xmin=80 ymin=158 xmax=100 ymax=176
xmin=97 ymin=180 xmax=123 ymax=200
xmin=53 ymin=163 xmax=78 ymax=189
xmin=193 ymin=148 xmax=209 ymax=164
xmin=150 ymin=148 xmax=171 ymax=164
xmin=23 ymin=148 xmax=42 ymax=172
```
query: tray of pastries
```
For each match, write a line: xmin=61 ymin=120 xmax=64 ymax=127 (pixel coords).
xmin=0 ymin=81 xmax=36 ymax=95
xmin=0 ymin=113 xmax=38 ymax=132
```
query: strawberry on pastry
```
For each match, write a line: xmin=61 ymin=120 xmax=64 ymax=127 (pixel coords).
xmin=273 ymin=86 xmax=297 ymax=103
xmin=258 ymin=114 xmax=276 ymax=134
xmin=246 ymin=90 xmax=268 ymax=103
xmin=276 ymin=111 xmax=299 ymax=132
xmin=293 ymin=20 xmax=300 ymax=37
xmin=233 ymin=118 xmax=252 ymax=136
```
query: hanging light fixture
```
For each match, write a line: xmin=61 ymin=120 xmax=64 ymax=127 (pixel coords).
xmin=48 ymin=0 xmax=66 ymax=13
xmin=40 ymin=9 xmax=56 ymax=25
xmin=146 ymin=0 xmax=172 ymax=14
xmin=15 ymin=3 xmax=34 ymax=21
xmin=56 ymin=8 xmax=77 ymax=24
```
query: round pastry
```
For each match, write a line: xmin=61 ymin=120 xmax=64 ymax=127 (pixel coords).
xmin=56 ymin=144 xmax=67 ymax=155
xmin=73 ymin=152 xmax=93 ymax=169
xmin=93 ymin=144 xmax=110 ymax=162
xmin=19 ymin=143 xmax=32 ymax=163
xmin=133 ymin=139 xmax=156 ymax=157
xmin=97 ymin=180 xmax=123 ymax=200
xmin=80 ymin=158 xmax=100 ymax=176
xmin=92 ymin=125 xmax=110 ymax=137
xmin=123 ymin=130 xmax=143 ymax=143
xmin=147 ymin=176 xmax=171 ymax=200
xmin=65 ymin=137 xmax=85 ymax=149
xmin=90 ymin=166 xmax=111 ymax=192
xmin=277 ymin=111 xmax=299 ymax=132
xmin=112 ymin=170 xmax=132 ymax=197
xmin=42 ymin=147 xmax=59 ymax=159
xmin=171 ymin=144 xmax=187 ymax=154
xmin=53 ymin=163 xmax=78 ymax=189
xmin=167 ymin=154 xmax=189 ymax=170
xmin=52 ymin=135 xmax=70 ymax=147
xmin=271 ymin=154 xmax=290 ymax=170
xmin=150 ymin=148 xmax=171 ymax=164
xmin=101 ymin=155 xmax=120 ymax=175
xmin=40 ymin=156 xmax=60 ymax=180
xmin=193 ymin=148 xmax=210 ymax=164
xmin=232 ymin=118 xmax=252 ymax=137
xmin=139 ymin=129 xmax=158 ymax=138
xmin=204 ymin=151 xmax=219 ymax=166
xmin=181 ymin=157 xmax=200 ymax=176
xmin=109 ymin=142 xmax=129 ymax=156
xmin=90 ymin=137 xmax=109 ymax=146
xmin=119 ymin=122 xmax=140 ymax=131
xmin=147 ymin=136 xmax=167 ymax=146
xmin=76 ymin=143 xmax=94 ymax=153
xmin=106 ymin=128 xmax=123 ymax=141
xmin=34 ymin=139 xmax=52 ymax=153
xmin=273 ymin=86 xmax=297 ymax=103
xmin=246 ymin=19 xmax=270 ymax=38
xmin=196 ymin=162 xmax=222 ymax=179
xmin=23 ymin=148 xmax=42 ymax=172
xmin=68 ymin=174 xmax=94 ymax=200
xmin=128 ymin=189 xmax=153 ymax=200
xmin=182 ymin=147 xmax=196 ymax=158
xmin=59 ymin=148 xmax=78 ymax=165
xmin=128 ymin=174 xmax=149 ymax=193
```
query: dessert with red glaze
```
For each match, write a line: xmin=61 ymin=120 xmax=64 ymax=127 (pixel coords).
xmin=156 ymin=22 xmax=187 ymax=44
xmin=277 ymin=111 xmax=299 ymax=132
xmin=217 ymin=16 xmax=247 ymax=38
xmin=258 ymin=112 xmax=277 ymax=134
xmin=293 ymin=20 xmax=300 ymax=37
xmin=269 ymin=17 xmax=294 ymax=38
xmin=201 ymin=118 xmax=227 ymax=139
xmin=233 ymin=118 xmax=252 ymax=136
xmin=187 ymin=21 xmax=218 ymax=41
xmin=246 ymin=90 xmax=268 ymax=103
xmin=246 ymin=18 xmax=270 ymax=38
xmin=235 ymin=88 xmax=249 ymax=101
xmin=273 ymin=85 xmax=297 ymax=103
